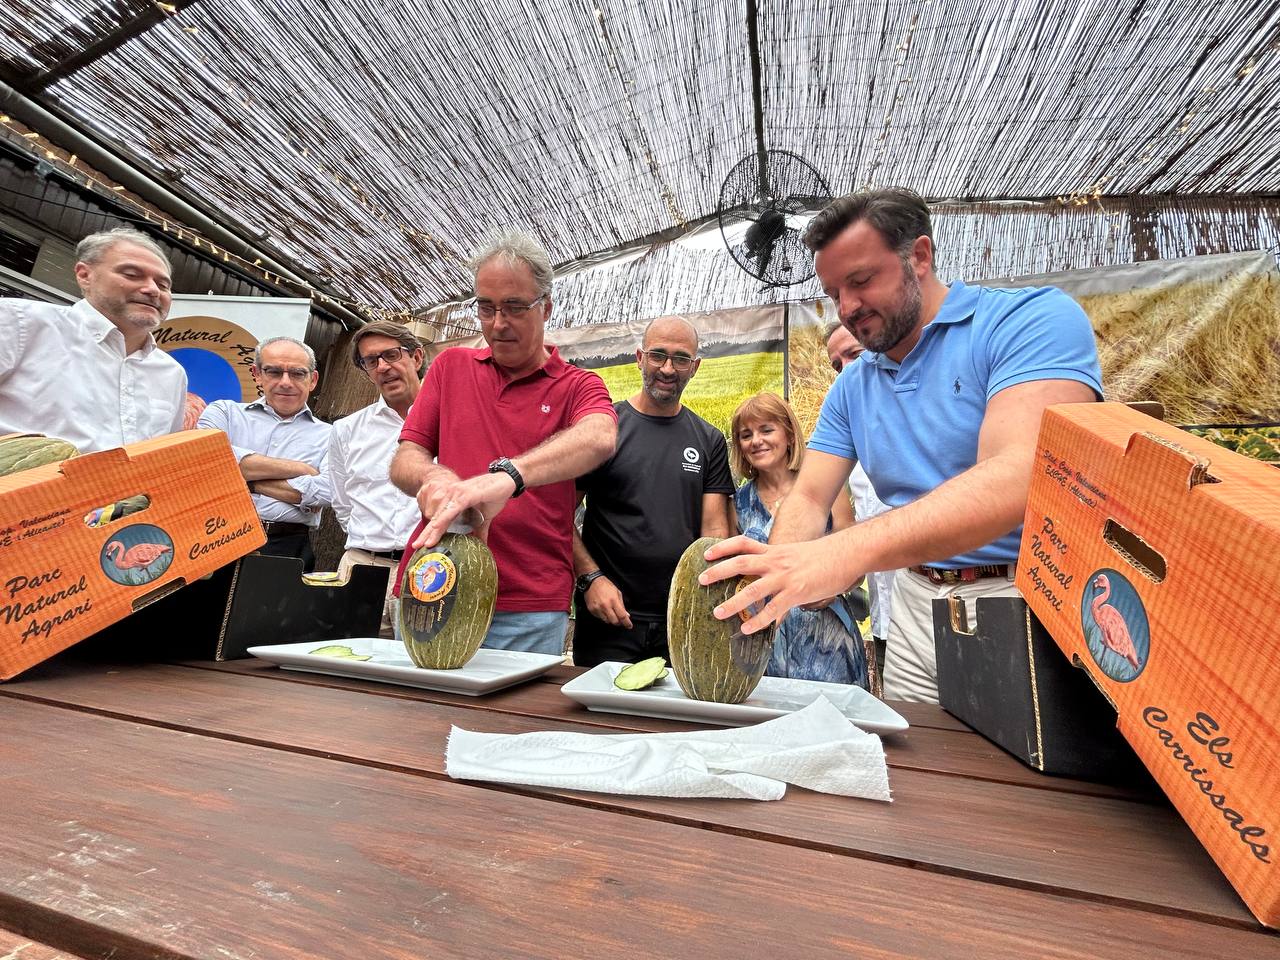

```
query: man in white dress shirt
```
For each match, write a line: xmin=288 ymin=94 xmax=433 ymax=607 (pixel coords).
xmin=827 ymin=322 xmax=895 ymax=668
xmin=197 ymin=336 xmax=331 ymax=571
xmin=328 ymin=320 xmax=426 ymax=634
xmin=0 ymin=226 xmax=187 ymax=452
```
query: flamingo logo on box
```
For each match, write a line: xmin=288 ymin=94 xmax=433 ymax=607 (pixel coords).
xmin=1080 ymin=568 xmax=1151 ymax=682
xmin=99 ymin=524 xmax=175 ymax=587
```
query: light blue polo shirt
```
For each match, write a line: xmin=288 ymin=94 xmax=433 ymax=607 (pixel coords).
xmin=808 ymin=280 xmax=1103 ymax=567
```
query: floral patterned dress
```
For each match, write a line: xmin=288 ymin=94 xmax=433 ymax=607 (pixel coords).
xmin=735 ymin=481 xmax=869 ymax=688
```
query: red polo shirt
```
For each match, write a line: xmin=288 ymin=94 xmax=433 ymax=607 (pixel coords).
xmin=397 ymin=345 xmax=616 ymax=612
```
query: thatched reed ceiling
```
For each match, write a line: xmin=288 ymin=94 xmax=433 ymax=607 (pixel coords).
xmin=2 ymin=0 xmax=1278 ymax=317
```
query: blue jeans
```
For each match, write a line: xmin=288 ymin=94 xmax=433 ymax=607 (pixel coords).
xmin=393 ymin=606 xmax=566 ymax=656
xmin=482 ymin=611 xmax=569 ymax=655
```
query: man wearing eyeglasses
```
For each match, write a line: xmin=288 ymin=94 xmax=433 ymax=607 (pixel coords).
xmin=197 ymin=336 xmax=331 ymax=571
xmin=390 ymin=232 xmax=617 ymax=655
xmin=571 ymin=316 xmax=734 ymax=667
xmin=327 ymin=320 xmax=426 ymax=634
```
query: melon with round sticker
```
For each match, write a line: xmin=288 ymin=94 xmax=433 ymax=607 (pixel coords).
xmin=398 ymin=534 xmax=498 ymax=669
xmin=667 ymin=536 xmax=776 ymax=703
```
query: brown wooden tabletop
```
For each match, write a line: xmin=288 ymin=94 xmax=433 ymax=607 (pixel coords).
xmin=1 ymin=651 xmax=1277 ymax=959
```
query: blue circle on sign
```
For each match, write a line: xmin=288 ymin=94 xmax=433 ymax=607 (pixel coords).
xmin=169 ymin=348 xmax=241 ymax=403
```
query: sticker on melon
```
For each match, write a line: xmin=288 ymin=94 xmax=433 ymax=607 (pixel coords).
xmin=398 ymin=535 xmax=498 ymax=670
xmin=408 ymin=552 xmax=457 ymax=603
xmin=401 ymin=552 xmax=460 ymax=647
xmin=729 ymin=576 xmax=773 ymax=677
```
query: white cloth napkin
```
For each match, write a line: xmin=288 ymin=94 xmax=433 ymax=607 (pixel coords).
xmin=445 ymin=696 xmax=891 ymax=802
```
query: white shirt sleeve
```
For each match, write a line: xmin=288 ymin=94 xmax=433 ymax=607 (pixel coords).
xmin=328 ymin=423 xmax=353 ymax=531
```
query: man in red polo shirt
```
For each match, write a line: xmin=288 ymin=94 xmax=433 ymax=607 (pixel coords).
xmin=390 ymin=231 xmax=618 ymax=654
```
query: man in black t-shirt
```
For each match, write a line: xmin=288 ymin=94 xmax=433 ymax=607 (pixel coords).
xmin=572 ymin=316 xmax=734 ymax=666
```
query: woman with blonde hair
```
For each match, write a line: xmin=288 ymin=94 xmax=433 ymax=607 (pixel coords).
xmin=730 ymin=392 xmax=871 ymax=688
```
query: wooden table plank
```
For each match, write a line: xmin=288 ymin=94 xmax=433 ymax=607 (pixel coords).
xmin=199 ymin=655 xmax=979 ymax=731
xmin=161 ymin=657 xmax=1152 ymax=800
xmin=2 ymin=699 xmax=1276 ymax=960
xmin=0 ymin=661 xmax=1254 ymax=928
xmin=538 ymin=664 xmax=980 ymax=734
xmin=0 ymin=927 xmax=88 ymax=959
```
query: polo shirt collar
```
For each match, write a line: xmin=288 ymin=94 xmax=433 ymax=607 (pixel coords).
xmin=247 ymin=398 xmax=318 ymax=421
xmin=474 ymin=344 xmax=569 ymax=380
xmin=864 ymin=279 xmax=977 ymax=371
xmin=931 ymin=279 xmax=979 ymax=327
xmin=72 ymin=298 xmax=159 ymax=357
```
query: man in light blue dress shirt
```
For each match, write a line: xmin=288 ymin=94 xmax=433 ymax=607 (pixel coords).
xmin=197 ymin=336 xmax=331 ymax=571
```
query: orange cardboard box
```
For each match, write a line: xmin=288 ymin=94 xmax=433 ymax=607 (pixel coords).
xmin=0 ymin=430 xmax=264 ymax=679
xmin=1017 ymin=402 xmax=1279 ymax=927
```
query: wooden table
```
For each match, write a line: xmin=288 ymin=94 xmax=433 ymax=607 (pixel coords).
xmin=1 ymin=652 xmax=1277 ymax=959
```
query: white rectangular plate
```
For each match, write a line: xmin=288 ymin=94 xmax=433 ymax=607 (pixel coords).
xmin=246 ymin=639 xmax=564 ymax=696
xmin=562 ymin=662 xmax=908 ymax=734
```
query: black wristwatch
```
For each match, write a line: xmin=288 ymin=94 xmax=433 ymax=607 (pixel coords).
xmin=487 ymin=457 xmax=525 ymax=497
xmin=575 ymin=570 xmax=605 ymax=594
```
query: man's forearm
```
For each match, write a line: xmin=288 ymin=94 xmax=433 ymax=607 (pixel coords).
xmin=390 ymin=442 xmax=454 ymax=497
xmin=700 ymin=494 xmax=732 ymax=539
xmin=251 ymin=479 xmax=303 ymax=504
xmin=768 ymin=483 xmax=834 ymax=545
xmin=239 ymin=453 xmax=319 ymax=481
xmin=572 ymin=528 xmax=600 ymax=577
xmin=511 ymin=413 xmax=616 ymax=489
xmin=826 ymin=447 xmax=1033 ymax=578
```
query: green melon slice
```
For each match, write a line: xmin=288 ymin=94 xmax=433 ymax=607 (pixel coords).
xmin=614 ymin=657 xmax=669 ymax=690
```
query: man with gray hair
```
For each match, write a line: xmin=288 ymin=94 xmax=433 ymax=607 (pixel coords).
xmin=198 ymin=335 xmax=331 ymax=570
xmin=0 ymin=224 xmax=187 ymax=452
xmin=571 ymin=315 xmax=733 ymax=666
xmin=390 ymin=230 xmax=617 ymax=655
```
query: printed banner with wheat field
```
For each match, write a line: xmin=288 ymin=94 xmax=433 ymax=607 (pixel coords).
xmin=423 ymin=307 xmax=785 ymax=440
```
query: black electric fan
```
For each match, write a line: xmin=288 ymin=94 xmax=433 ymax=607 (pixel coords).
xmin=717 ymin=149 xmax=831 ymax=286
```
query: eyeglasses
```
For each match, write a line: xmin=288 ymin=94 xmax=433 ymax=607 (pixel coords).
xmin=258 ymin=365 xmax=312 ymax=381
xmin=474 ymin=294 xmax=546 ymax=320
xmin=641 ymin=350 xmax=696 ymax=372
xmin=356 ymin=346 xmax=411 ymax=371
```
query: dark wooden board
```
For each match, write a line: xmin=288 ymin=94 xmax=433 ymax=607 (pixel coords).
xmin=157 ymin=657 xmax=1153 ymax=800
xmin=2 ymin=699 xmax=1277 ymax=960
xmin=194 ymin=660 xmax=972 ymax=732
xmin=0 ymin=661 xmax=1252 ymax=927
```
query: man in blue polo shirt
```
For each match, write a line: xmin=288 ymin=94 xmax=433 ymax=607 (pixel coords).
xmin=702 ymin=188 xmax=1102 ymax=702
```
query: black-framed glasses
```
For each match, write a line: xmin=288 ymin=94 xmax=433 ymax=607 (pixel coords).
xmin=474 ymin=294 xmax=546 ymax=320
xmin=641 ymin=349 xmax=695 ymax=372
xmin=357 ymin=346 xmax=410 ymax=371
xmin=258 ymin=365 xmax=312 ymax=381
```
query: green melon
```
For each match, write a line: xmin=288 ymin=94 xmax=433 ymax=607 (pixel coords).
xmin=0 ymin=436 xmax=79 ymax=477
xmin=667 ymin=537 xmax=777 ymax=703
xmin=398 ymin=533 xmax=498 ymax=669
